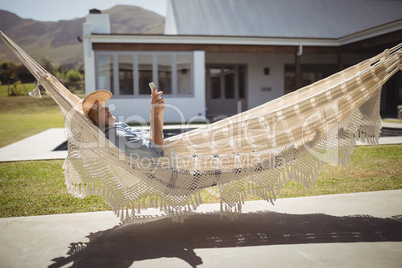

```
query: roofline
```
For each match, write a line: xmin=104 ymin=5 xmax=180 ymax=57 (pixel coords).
xmin=338 ymin=19 xmax=402 ymax=45
xmin=84 ymin=19 xmax=402 ymax=47
xmin=86 ymin=34 xmax=340 ymax=47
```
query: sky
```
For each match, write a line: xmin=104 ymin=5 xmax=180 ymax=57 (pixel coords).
xmin=0 ymin=0 xmax=168 ymax=21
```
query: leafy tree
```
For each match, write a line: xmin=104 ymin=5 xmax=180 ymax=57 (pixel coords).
xmin=14 ymin=64 xmax=35 ymax=83
xmin=39 ymin=57 xmax=55 ymax=75
xmin=54 ymin=65 xmax=65 ymax=80
xmin=0 ymin=60 xmax=17 ymax=85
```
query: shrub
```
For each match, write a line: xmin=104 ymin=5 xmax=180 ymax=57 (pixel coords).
xmin=8 ymin=82 xmax=29 ymax=96
xmin=66 ymin=70 xmax=81 ymax=82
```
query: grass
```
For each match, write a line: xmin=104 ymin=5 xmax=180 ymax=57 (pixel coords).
xmin=382 ymin=119 xmax=402 ymax=124
xmin=0 ymin=90 xmax=65 ymax=148
xmin=0 ymin=160 xmax=110 ymax=217
xmin=0 ymin=83 xmax=36 ymax=97
xmin=277 ymin=145 xmax=402 ymax=198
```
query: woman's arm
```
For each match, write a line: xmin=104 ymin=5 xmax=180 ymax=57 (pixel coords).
xmin=149 ymin=85 xmax=165 ymax=147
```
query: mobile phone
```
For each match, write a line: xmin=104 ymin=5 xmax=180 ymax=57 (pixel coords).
xmin=149 ymin=82 xmax=158 ymax=93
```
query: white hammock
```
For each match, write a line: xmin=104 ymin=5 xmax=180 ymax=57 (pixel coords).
xmin=1 ymin=31 xmax=401 ymax=222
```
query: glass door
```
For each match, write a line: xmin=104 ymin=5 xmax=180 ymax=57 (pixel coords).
xmin=206 ymin=64 xmax=247 ymax=119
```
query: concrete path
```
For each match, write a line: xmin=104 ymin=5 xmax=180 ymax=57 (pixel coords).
xmin=0 ymin=128 xmax=67 ymax=162
xmin=382 ymin=120 xmax=402 ymax=129
xmin=0 ymin=190 xmax=401 ymax=268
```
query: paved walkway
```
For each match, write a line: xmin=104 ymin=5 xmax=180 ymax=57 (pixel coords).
xmin=0 ymin=128 xmax=68 ymax=162
xmin=0 ymin=190 xmax=401 ymax=268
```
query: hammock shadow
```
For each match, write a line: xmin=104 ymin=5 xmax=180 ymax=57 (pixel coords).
xmin=49 ymin=211 xmax=402 ymax=268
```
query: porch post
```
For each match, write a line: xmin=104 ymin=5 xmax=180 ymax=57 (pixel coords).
xmin=193 ymin=51 xmax=206 ymax=118
xmin=295 ymin=49 xmax=301 ymax=90
xmin=338 ymin=50 xmax=344 ymax=71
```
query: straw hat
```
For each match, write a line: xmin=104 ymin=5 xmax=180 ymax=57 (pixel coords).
xmin=81 ymin=90 xmax=112 ymax=117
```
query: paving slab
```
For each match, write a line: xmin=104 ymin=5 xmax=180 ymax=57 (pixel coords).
xmin=0 ymin=128 xmax=67 ymax=162
xmin=382 ymin=120 xmax=402 ymax=129
xmin=0 ymin=190 xmax=401 ymax=268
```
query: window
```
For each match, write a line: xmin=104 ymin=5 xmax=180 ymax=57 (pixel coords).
xmin=176 ymin=55 xmax=192 ymax=95
xmin=158 ymin=55 xmax=172 ymax=94
xmin=118 ymin=55 xmax=133 ymax=95
xmin=206 ymin=64 xmax=246 ymax=100
xmin=96 ymin=52 xmax=193 ymax=97
xmin=138 ymin=55 xmax=153 ymax=95
xmin=284 ymin=64 xmax=339 ymax=94
xmin=224 ymin=66 xmax=235 ymax=99
xmin=210 ymin=67 xmax=221 ymax=99
xmin=97 ymin=55 xmax=113 ymax=93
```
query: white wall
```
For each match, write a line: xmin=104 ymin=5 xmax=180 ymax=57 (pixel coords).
xmin=83 ymin=13 xmax=111 ymax=96
xmin=164 ymin=0 xmax=177 ymax=35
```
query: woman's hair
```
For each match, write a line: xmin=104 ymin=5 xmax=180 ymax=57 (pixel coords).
xmin=87 ymin=101 xmax=99 ymax=127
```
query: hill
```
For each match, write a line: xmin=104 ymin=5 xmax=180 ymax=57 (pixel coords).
xmin=0 ymin=5 xmax=164 ymax=68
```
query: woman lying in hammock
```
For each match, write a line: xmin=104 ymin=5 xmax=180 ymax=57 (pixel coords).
xmin=81 ymin=84 xmax=165 ymax=158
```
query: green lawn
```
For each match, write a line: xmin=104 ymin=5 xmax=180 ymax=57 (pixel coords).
xmin=0 ymin=83 xmax=36 ymax=97
xmin=0 ymin=160 xmax=110 ymax=217
xmin=0 ymin=92 xmax=65 ymax=147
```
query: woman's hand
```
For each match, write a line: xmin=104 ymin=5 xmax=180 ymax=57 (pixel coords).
xmin=149 ymin=84 xmax=164 ymax=147
xmin=150 ymin=85 xmax=165 ymax=117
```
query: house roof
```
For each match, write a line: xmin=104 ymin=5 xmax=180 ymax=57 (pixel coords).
xmin=166 ymin=0 xmax=402 ymax=39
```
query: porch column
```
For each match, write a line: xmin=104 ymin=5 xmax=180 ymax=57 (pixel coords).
xmin=295 ymin=49 xmax=301 ymax=90
xmin=338 ymin=51 xmax=344 ymax=71
xmin=193 ymin=51 xmax=206 ymax=117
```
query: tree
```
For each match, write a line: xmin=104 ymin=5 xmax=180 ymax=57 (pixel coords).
xmin=39 ymin=57 xmax=55 ymax=75
xmin=14 ymin=64 xmax=35 ymax=83
xmin=0 ymin=60 xmax=17 ymax=85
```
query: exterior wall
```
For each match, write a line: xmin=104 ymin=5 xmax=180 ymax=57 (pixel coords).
xmin=83 ymin=13 xmax=111 ymax=97
xmin=84 ymin=14 xmax=111 ymax=34
xmin=164 ymin=0 xmax=177 ymax=35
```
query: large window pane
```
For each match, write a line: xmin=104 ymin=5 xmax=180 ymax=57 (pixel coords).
xmin=210 ymin=67 xmax=221 ymax=99
xmin=158 ymin=55 xmax=172 ymax=94
xmin=176 ymin=55 xmax=192 ymax=95
xmin=224 ymin=66 xmax=235 ymax=99
xmin=118 ymin=55 xmax=133 ymax=95
xmin=138 ymin=55 xmax=153 ymax=95
xmin=97 ymin=55 xmax=113 ymax=93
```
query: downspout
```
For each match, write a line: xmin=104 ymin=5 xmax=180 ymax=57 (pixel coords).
xmin=295 ymin=43 xmax=303 ymax=90
xmin=297 ymin=43 xmax=303 ymax=56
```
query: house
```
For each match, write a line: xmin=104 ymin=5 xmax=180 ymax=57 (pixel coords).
xmin=82 ymin=0 xmax=402 ymax=123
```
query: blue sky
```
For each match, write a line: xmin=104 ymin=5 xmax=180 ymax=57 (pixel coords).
xmin=0 ymin=0 xmax=168 ymax=21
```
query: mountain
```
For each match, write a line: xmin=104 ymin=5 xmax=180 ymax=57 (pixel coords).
xmin=0 ymin=5 xmax=164 ymax=68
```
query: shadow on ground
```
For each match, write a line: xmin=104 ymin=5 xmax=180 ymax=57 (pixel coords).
xmin=49 ymin=211 xmax=402 ymax=268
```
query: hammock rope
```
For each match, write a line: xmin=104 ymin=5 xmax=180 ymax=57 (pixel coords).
xmin=1 ymin=31 xmax=401 ymax=222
